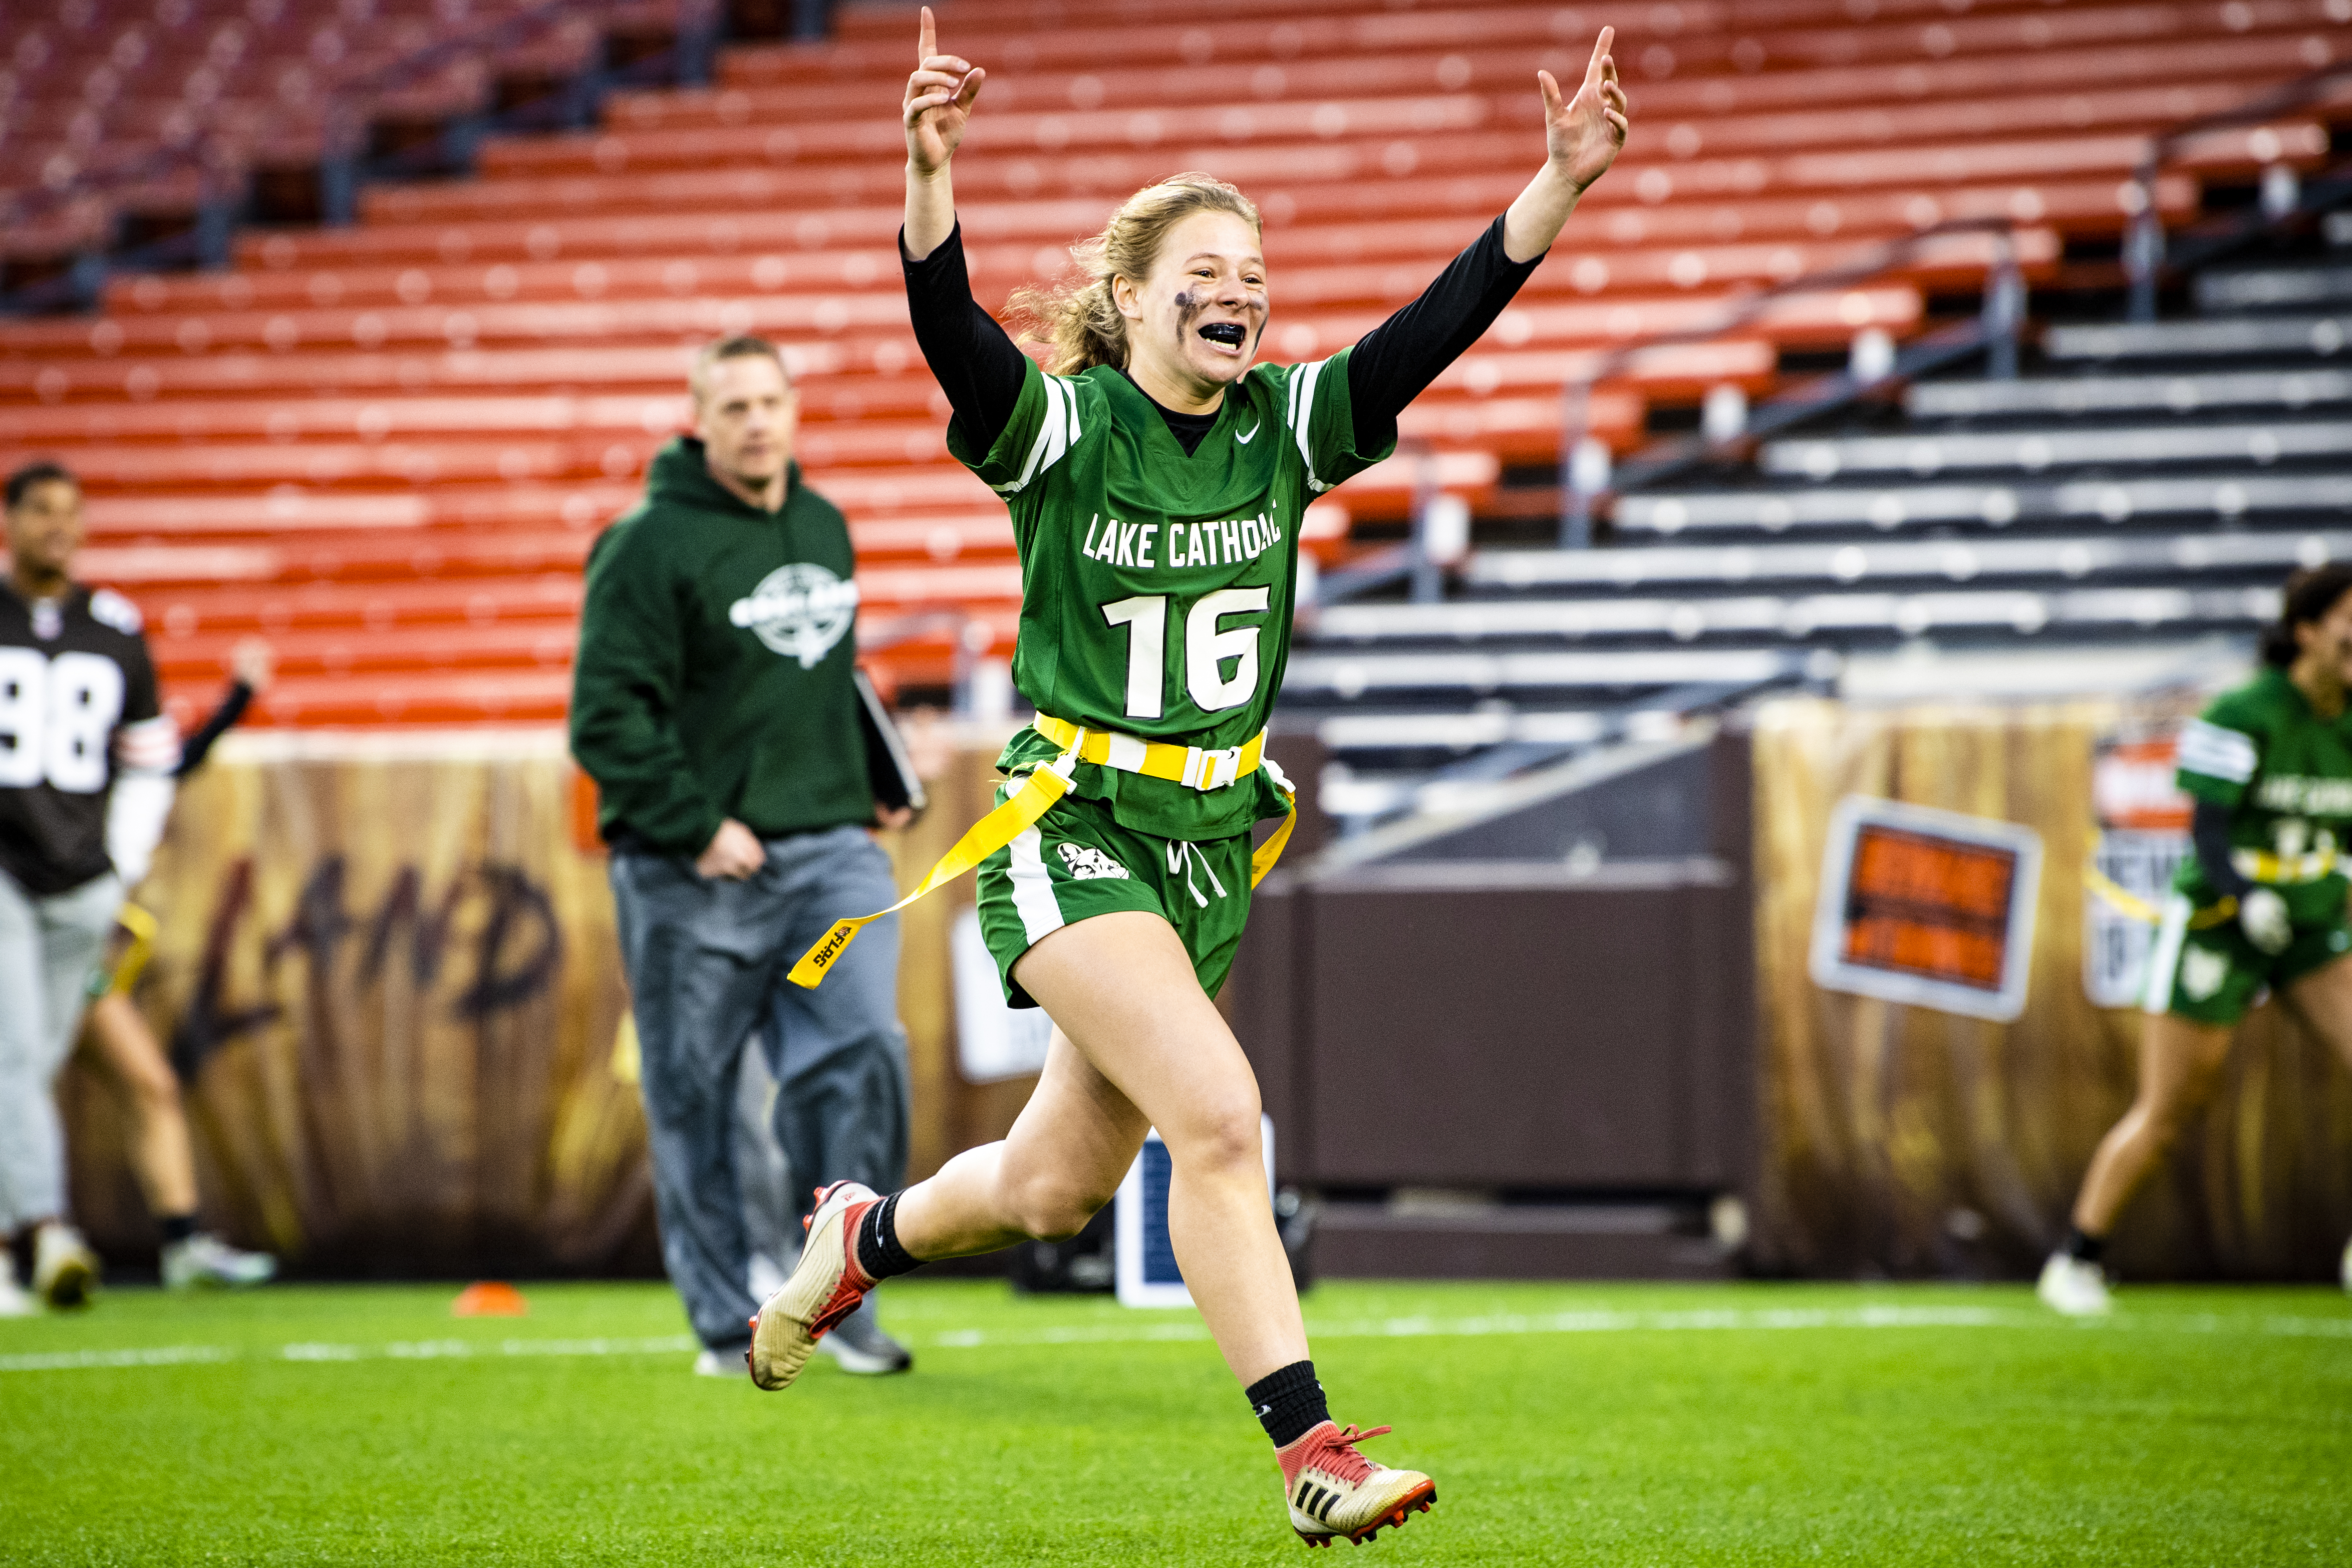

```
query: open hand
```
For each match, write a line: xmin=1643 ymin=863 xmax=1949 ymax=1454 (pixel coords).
xmin=1541 ymin=26 xmax=1629 ymax=193
xmin=905 ymin=6 xmax=984 ymax=177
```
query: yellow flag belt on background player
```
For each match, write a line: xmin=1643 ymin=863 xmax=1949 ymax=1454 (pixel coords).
xmin=789 ymin=719 xmax=1298 ymax=989
xmin=2083 ymin=856 xmax=2236 ymax=930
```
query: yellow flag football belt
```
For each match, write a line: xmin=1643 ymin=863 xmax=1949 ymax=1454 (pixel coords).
xmin=788 ymin=715 xmax=1298 ymax=989
xmin=2082 ymin=861 xmax=2238 ymax=931
xmin=2233 ymin=844 xmax=2339 ymax=885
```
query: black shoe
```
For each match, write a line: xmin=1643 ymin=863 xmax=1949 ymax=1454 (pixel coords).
xmin=816 ymin=1298 xmax=913 ymax=1375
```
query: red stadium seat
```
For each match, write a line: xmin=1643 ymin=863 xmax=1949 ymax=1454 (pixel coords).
xmin=0 ymin=0 xmax=2335 ymax=725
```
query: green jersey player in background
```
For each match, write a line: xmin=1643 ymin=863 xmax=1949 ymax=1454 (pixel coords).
xmin=750 ymin=6 xmax=1628 ymax=1546
xmin=2041 ymin=563 xmax=2352 ymax=1314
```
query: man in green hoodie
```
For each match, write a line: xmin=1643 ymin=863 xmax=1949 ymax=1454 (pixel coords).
xmin=571 ymin=336 xmax=914 ymax=1377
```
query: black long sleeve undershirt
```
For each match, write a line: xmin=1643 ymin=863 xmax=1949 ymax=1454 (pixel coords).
xmin=174 ymin=678 xmax=252 ymax=778
xmin=2193 ymin=798 xmax=2251 ymax=900
xmin=900 ymin=216 xmax=1543 ymax=458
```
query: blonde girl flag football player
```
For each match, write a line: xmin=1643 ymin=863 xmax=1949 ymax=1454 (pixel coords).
xmin=756 ymin=8 xmax=1627 ymax=1546
xmin=2041 ymin=563 xmax=2352 ymax=1314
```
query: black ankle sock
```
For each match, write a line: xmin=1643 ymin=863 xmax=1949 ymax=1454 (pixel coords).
xmin=2064 ymin=1226 xmax=2106 ymax=1266
xmin=1247 ymin=1360 xmax=1330 ymax=1449
xmin=854 ymin=1191 xmax=919 ymax=1283
xmin=158 ymin=1213 xmax=198 ymax=1245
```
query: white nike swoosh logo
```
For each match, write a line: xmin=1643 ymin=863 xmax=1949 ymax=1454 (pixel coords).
xmin=1236 ymin=421 xmax=1260 ymax=444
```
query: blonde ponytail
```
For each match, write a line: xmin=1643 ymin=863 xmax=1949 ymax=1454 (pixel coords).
xmin=1007 ymin=172 xmax=1262 ymax=376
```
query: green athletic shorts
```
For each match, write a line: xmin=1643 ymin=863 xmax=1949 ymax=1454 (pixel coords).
xmin=973 ymin=785 xmax=1255 ymax=1008
xmin=2143 ymin=893 xmax=2352 ymax=1025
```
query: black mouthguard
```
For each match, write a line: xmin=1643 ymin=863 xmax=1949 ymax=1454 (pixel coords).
xmin=1199 ymin=322 xmax=1247 ymax=346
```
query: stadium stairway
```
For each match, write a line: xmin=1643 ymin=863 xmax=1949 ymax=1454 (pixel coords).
xmin=1289 ymin=235 xmax=2352 ymax=828
xmin=0 ymin=0 xmax=2345 ymax=735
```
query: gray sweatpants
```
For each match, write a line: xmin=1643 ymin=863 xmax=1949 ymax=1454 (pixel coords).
xmin=0 ymin=870 xmax=121 ymax=1232
xmin=610 ymin=825 xmax=911 ymax=1353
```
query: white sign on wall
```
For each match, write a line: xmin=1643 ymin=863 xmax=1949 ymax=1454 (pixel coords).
xmin=1115 ymin=1118 xmax=1277 ymax=1310
xmin=1809 ymin=796 xmax=2045 ymax=1023
xmin=951 ymin=906 xmax=1055 ymax=1083
xmin=2085 ymin=730 xmax=2193 ymax=1009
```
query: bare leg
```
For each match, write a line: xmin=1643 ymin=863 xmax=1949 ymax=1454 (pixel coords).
xmin=893 ymin=1026 xmax=1146 ymax=1256
xmin=2282 ymin=952 xmax=2352 ymax=1075
xmin=894 ymin=910 xmax=1306 ymax=1386
xmin=2071 ymin=1010 xmax=2235 ymax=1237
xmin=78 ymin=994 xmax=197 ymax=1219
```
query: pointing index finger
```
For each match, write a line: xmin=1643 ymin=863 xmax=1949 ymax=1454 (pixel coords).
xmin=919 ymin=5 xmax=936 ymax=66
xmin=1587 ymin=25 xmax=1615 ymax=83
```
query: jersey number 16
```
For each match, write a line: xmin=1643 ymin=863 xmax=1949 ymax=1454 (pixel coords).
xmin=1101 ymin=588 xmax=1269 ymax=721
xmin=0 ymin=649 xmax=125 ymax=794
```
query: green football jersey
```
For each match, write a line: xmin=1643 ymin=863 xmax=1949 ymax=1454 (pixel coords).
xmin=2173 ymin=665 xmax=2352 ymax=924
xmin=951 ymin=350 xmax=1390 ymax=840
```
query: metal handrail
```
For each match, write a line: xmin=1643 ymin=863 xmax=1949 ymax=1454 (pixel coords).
xmin=2124 ymin=59 xmax=2352 ymax=322
xmin=1556 ymin=214 xmax=2030 ymax=547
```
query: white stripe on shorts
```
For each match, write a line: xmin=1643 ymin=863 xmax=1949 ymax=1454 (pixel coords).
xmin=2142 ymin=892 xmax=2192 ymax=1014
xmin=1007 ymin=824 xmax=1066 ymax=946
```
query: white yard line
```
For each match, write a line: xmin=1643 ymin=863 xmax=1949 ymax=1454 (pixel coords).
xmin=6 ymin=1302 xmax=2345 ymax=1375
xmin=0 ymin=1334 xmax=695 ymax=1374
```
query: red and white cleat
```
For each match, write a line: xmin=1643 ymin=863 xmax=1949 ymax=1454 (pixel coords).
xmin=1277 ymin=1420 xmax=1436 ymax=1547
xmin=746 ymin=1180 xmax=879 ymax=1392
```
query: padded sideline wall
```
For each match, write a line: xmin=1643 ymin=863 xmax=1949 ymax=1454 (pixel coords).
xmin=1752 ymin=698 xmax=2352 ymax=1283
xmin=56 ymin=738 xmax=1031 ymax=1277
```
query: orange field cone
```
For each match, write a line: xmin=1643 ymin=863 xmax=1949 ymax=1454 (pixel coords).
xmin=451 ymin=1281 xmax=529 ymax=1317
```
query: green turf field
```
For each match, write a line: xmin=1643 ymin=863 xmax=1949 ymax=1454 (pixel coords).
xmin=3 ymin=1278 xmax=2346 ymax=1565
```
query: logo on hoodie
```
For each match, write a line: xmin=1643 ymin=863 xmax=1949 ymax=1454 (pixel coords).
xmin=729 ymin=563 xmax=859 ymax=669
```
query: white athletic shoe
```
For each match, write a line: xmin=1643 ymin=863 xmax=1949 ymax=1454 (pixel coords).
xmin=814 ymin=1297 xmax=913 ymax=1375
xmin=31 ymin=1223 xmax=100 ymax=1310
xmin=2037 ymin=1252 xmax=2112 ymax=1316
xmin=0 ymin=1257 xmax=36 ymax=1318
xmin=692 ymin=1348 xmax=749 ymax=1378
xmin=747 ymin=1180 xmax=879 ymax=1392
xmin=1277 ymin=1421 xmax=1437 ymax=1548
xmin=162 ymin=1232 xmax=277 ymax=1289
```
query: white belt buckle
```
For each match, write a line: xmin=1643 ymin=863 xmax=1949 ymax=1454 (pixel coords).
xmin=1183 ymin=745 xmax=1241 ymax=791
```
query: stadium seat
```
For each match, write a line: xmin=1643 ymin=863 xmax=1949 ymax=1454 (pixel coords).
xmin=0 ymin=0 xmax=2337 ymax=727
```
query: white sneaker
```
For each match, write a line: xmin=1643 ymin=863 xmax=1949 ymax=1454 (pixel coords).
xmin=1276 ymin=1420 xmax=1437 ymax=1547
xmin=814 ymin=1297 xmax=913 ymax=1375
xmin=162 ymin=1232 xmax=277 ymax=1289
xmin=0 ymin=1257 xmax=36 ymax=1318
xmin=693 ymin=1348 xmax=750 ymax=1378
xmin=32 ymin=1223 xmax=100 ymax=1310
xmin=748 ymin=1180 xmax=878 ymax=1392
xmin=2037 ymin=1252 xmax=2111 ymax=1316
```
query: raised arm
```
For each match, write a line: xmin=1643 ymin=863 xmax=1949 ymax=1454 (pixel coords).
xmin=903 ymin=6 xmax=984 ymax=262
xmin=1503 ymin=26 xmax=1628 ymax=262
xmin=898 ymin=7 xmax=1028 ymax=447
xmin=1347 ymin=29 xmax=1629 ymax=447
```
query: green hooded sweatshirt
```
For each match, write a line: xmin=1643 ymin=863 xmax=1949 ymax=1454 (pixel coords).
xmin=569 ymin=436 xmax=871 ymax=854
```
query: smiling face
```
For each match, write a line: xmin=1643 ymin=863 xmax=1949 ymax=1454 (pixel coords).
xmin=1113 ymin=208 xmax=1268 ymax=411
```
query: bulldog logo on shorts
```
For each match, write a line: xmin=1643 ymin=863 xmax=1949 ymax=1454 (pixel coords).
xmin=2180 ymin=946 xmax=2230 ymax=1002
xmin=1057 ymin=843 xmax=1131 ymax=881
